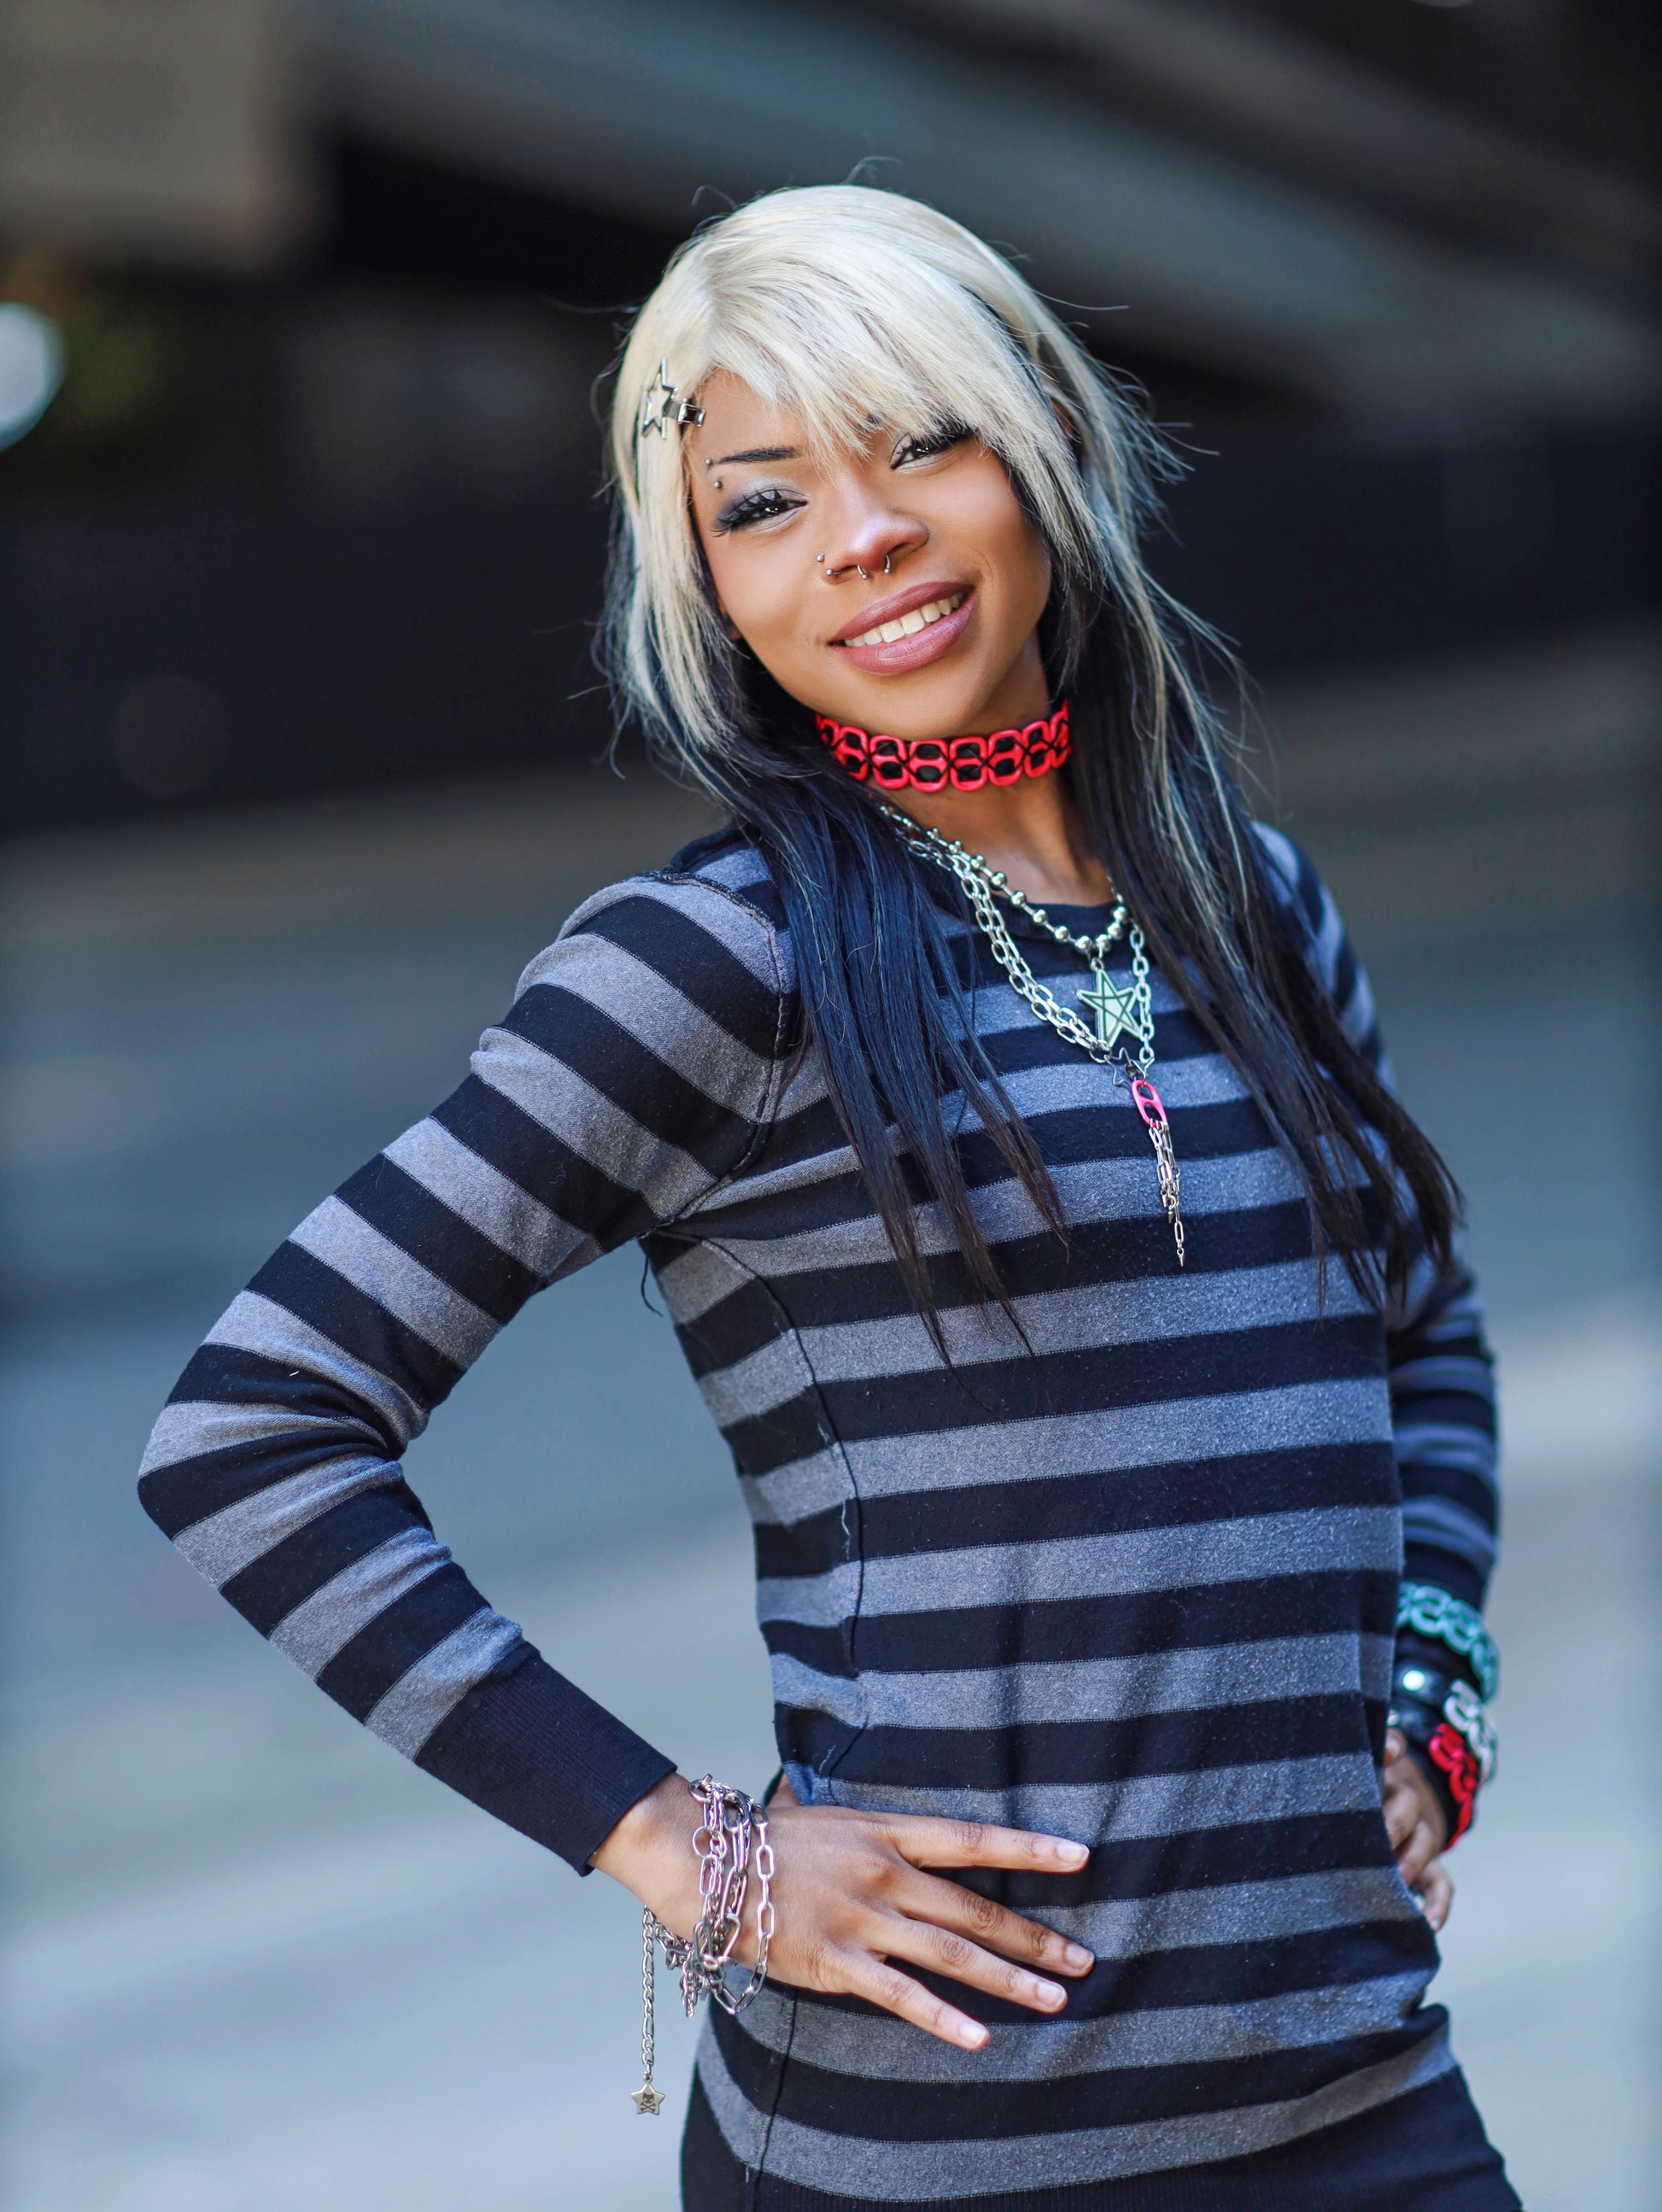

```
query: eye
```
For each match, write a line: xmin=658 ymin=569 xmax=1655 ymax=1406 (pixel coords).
xmin=711 ymin=485 xmax=805 ymax=534
xmin=891 ymin=422 xmax=973 ymax=469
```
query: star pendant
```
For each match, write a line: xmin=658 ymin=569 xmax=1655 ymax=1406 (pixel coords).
xmin=1076 ymin=967 xmax=1140 ymax=1053
xmin=632 ymin=2081 xmax=666 ymax=2116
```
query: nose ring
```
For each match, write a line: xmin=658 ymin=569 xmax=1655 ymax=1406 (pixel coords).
xmin=818 ymin=553 xmax=892 ymax=582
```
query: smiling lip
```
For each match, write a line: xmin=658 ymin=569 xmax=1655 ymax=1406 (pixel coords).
xmin=829 ymin=580 xmax=969 ymax=645
xmin=828 ymin=582 xmax=974 ymax=675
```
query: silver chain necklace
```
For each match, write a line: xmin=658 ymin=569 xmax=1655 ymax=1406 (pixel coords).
xmin=882 ymin=806 xmax=1185 ymax=1266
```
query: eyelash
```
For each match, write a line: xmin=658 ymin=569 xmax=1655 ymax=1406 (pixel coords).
xmin=892 ymin=423 xmax=972 ymax=466
xmin=711 ymin=487 xmax=804 ymax=535
xmin=710 ymin=424 xmax=973 ymax=533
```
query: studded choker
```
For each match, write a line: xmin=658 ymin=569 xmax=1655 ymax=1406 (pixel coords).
xmin=814 ymin=703 xmax=1070 ymax=793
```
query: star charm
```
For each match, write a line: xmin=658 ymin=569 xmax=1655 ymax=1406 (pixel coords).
xmin=639 ymin=360 xmax=703 ymax=438
xmin=639 ymin=361 xmax=676 ymax=439
xmin=1076 ymin=968 xmax=1140 ymax=1052
xmin=631 ymin=2082 xmax=666 ymax=2116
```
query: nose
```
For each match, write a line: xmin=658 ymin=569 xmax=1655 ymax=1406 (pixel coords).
xmin=819 ymin=486 xmax=926 ymax=582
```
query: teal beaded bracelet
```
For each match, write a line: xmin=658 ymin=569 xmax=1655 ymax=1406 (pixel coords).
xmin=1396 ymin=1582 xmax=1499 ymax=1703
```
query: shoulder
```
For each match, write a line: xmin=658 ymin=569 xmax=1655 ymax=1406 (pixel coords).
xmin=1250 ymin=822 xmax=1348 ymax=981
xmin=1249 ymin=822 xmax=1382 ymax=1068
xmin=1250 ymin=822 xmax=1328 ymax=941
xmin=508 ymin=825 xmax=796 ymax=1066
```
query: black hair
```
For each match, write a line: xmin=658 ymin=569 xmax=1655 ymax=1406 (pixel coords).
xmin=629 ymin=626 xmax=1460 ymax=1352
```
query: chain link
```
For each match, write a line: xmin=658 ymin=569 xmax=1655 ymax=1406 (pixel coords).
xmin=634 ymin=1776 xmax=773 ymax=2115
xmin=882 ymin=808 xmax=1184 ymax=1263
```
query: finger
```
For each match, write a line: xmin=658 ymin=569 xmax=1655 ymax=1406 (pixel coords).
xmin=906 ymin=1869 xmax=1094 ymax=1975
xmin=882 ymin=1814 xmax=1089 ymax=1874
xmin=1417 ymin=1860 xmax=1454 ymax=1933
xmin=1382 ymin=1784 xmax=1419 ymax=1851
xmin=1384 ymin=1729 xmax=1406 ymax=1764
xmin=1396 ymin=1818 xmax=1439 ymax=1889
xmin=836 ymin=1950 xmax=991 ymax=2051
xmin=881 ymin=1913 xmax=1074 ymax=2016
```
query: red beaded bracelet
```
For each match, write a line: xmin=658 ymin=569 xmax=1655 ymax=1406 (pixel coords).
xmin=815 ymin=703 xmax=1070 ymax=793
xmin=1425 ymin=1722 xmax=1482 ymax=1843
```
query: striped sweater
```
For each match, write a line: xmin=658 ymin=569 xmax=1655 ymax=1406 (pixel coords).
xmin=138 ymin=821 xmax=1499 ymax=2202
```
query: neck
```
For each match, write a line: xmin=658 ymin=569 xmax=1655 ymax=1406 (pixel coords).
xmin=888 ymin=774 xmax=1112 ymax=907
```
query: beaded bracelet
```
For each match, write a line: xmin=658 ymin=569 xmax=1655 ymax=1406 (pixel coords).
xmin=1389 ymin=1659 xmax=1497 ymax=1847
xmin=1396 ymin=1582 xmax=1500 ymax=1702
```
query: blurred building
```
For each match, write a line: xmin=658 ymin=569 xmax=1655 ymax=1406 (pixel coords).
xmin=2 ymin=0 xmax=1659 ymax=832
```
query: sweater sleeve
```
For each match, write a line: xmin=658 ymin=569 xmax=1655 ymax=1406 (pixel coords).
xmin=137 ymin=868 xmax=795 ymax=1872
xmin=1252 ymin=825 xmax=1500 ymax=1612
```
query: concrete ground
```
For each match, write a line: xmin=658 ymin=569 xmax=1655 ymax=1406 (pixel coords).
xmin=3 ymin=624 xmax=1658 ymax=2210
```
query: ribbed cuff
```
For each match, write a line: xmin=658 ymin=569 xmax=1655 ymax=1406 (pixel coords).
xmin=1402 ymin=1542 xmax=1485 ymax=1612
xmin=414 ymin=1650 xmax=675 ymax=1872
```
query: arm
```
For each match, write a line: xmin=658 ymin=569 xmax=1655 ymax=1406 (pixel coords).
xmin=138 ymin=870 xmax=795 ymax=1871
xmin=1254 ymin=828 xmax=1501 ymax=1911
xmin=138 ymin=861 xmax=1098 ymax=2039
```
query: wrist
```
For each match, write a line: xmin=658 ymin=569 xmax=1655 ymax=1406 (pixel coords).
xmin=590 ymin=1772 xmax=701 ymax=1916
xmin=1389 ymin=1664 xmax=1493 ymax=1848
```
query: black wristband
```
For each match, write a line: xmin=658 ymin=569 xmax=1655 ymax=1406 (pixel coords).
xmin=1387 ymin=1656 xmax=1488 ymax=1847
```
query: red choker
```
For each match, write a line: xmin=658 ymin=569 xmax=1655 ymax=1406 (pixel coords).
xmin=815 ymin=704 xmax=1070 ymax=793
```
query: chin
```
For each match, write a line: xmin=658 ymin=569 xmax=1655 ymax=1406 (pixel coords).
xmin=837 ymin=670 xmax=992 ymax=739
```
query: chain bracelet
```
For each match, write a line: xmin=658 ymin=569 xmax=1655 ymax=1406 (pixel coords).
xmin=632 ymin=1776 xmax=773 ymax=2116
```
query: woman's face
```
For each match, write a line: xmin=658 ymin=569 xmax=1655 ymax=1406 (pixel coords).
xmin=687 ymin=372 xmax=1053 ymax=739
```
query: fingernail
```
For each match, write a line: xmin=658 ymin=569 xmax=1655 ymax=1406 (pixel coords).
xmin=1051 ymin=1840 xmax=1088 ymax=1864
xmin=1035 ymin=1981 xmax=1066 ymax=2007
xmin=959 ymin=2020 xmax=988 ymax=2047
xmin=1064 ymin=1943 xmax=1094 ymax=1971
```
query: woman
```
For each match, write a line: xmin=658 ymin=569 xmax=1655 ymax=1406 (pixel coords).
xmin=138 ymin=187 xmax=1513 ymax=2209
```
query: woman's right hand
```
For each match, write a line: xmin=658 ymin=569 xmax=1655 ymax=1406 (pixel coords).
xmin=592 ymin=1770 xmax=1095 ymax=2051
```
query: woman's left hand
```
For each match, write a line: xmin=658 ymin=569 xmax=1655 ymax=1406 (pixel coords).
xmin=1383 ymin=1728 xmax=1454 ymax=1931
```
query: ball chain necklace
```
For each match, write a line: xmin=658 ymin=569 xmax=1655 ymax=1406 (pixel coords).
xmin=881 ymin=805 xmax=1185 ymax=1266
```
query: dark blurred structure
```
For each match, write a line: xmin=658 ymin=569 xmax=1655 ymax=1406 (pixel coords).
xmin=3 ymin=0 xmax=1659 ymax=831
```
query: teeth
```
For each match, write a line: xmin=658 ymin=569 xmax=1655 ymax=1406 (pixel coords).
xmin=845 ymin=591 xmax=965 ymax=650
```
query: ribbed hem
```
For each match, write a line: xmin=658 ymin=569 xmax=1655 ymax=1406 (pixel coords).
xmin=415 ymin=1649 xmax=674 ymax=1872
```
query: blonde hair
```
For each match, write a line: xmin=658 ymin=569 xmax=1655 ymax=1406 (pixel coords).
xmin=604 ymin=186 xmax=1229 ymax=892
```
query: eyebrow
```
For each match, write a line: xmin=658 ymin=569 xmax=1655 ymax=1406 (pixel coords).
xmin=709 ymin=445 xmax=801 ymax=465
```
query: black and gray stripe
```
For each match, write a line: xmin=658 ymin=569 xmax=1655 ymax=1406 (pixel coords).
xmin=139 ymin=822 xmax=1498 ymax=2200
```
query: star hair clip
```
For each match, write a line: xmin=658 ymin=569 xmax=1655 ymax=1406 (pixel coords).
xmin=639 ymin=360 xmax=705 ymax=439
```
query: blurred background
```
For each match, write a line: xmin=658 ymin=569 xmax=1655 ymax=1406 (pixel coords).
xmin=2 ymin=3 xmax=1658 ymax=2208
